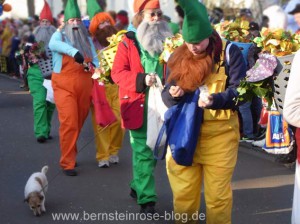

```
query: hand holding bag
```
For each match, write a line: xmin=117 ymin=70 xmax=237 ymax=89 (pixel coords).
xmin=154 ymin=89 xmax=203 ymax=166
xmin=146 ymin=75 xmax=168 ymax=150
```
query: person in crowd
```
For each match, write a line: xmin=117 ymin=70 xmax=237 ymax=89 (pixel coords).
xmin=163 ymin=15 xmax=180 ymax=35
xmin=98 ymin=0 xmax=107 ymax=11
xmin=209 ymin=7 xmax=224 ymax=24
xmin=283 ymin=49 xmax=300 ymax=224
xmin=288 ymin=3 xmax=300 ymax=34
xmin=284 ymin=0 xmax=300 ymax=33
xmin=175 ymin=3 xmax=184 ymax=29
xmin=108 ymin=10 xmax=117 ymax=22
xmin=0 ymin=20 xmax=13 ymax=73
xmin=115 ymin=10 xmax=129 ymax=31
xmin=246 ymin=22 xmax=267 ymax=146
xmin=111 ymin=0 xmax=173 ymax=214
xmin=49 ymin=0 xmax=99 ymax=176
xmin=161 ymin=0 xmax=246 ymax=223
xmin=261 ymin=15 xmax=270 ymax=28
xmin=235 ymin=8 xmax=262 ymax=143
xmin=239 ymin=8 xmax=254 ymax=22
xmin=87 ymin=0 xmax=125 ymax=168
xmin=8 ymin=28 xmax=20 ymax=78
xmin=262 ymin=1 xmax=288 ymax=30
xmin=26 ymin=0 xmax=56 ymax=143
xmin=18 ymin=25 xmax=35 ymax=90
xmin=56 ymin=10 xmax=64 ymax=27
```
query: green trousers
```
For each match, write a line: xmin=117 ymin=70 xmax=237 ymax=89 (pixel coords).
xmin=129 ymin=92 xmax=157 ymax=205
xmin=27 ymin=64 xmax=55 ymax=138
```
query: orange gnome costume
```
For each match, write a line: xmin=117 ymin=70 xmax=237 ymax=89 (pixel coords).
xmin=49 ymin=0 xmax=99 ymax=176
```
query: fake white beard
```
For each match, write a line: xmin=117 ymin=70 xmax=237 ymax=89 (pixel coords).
xmin=33 ymin=25 xmax=56 ymax=46
xmin=136 ymin=19 xmax=172 ymax=57
xmin=64 ymin=23 xmax=93 ymax=59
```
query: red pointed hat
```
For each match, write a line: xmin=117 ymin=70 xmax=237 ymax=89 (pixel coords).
xmin=40 ymin=0 xmax=53 ymax=23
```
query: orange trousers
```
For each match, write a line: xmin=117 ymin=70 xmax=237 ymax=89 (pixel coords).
xmin=52 ymin=56 xmax=93 ymax=170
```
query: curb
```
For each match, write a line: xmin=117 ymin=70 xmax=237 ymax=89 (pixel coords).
xmin=0 ymin=73 xmax=23 ymax=83
xmin=239 ymin=142 xmax=296 ymax=170
xmin=239 ymin=142 xmax=276 ymax=163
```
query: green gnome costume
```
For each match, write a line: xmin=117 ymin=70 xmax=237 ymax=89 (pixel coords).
xmin=27 ymin=65 xmax=55 ymax=141
xmin=27 ymin=0 xmax=56 ymax=142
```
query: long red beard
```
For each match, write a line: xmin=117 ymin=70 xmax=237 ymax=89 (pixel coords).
xmin=167 ymin=44 xmax=213 ymax=92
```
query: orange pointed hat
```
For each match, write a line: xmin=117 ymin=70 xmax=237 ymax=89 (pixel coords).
xmin=40 ymin=0 xmax=53 ymax=23
xmin=133 ymin=0 xmax=160 ymax=13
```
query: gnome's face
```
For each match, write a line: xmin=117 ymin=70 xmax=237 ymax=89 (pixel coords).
xmin=294 ymin=13 xmax=300 ymax=26
xmin=185 ymin=38 xmax=209 ymax=56
xmin=40 ymin=19 xmax=51 ymax=27
xmin=95 ymin=24 xmax=117 ymax=47
xmin=136 ymin=8 xmax=172 ymax=56
xmin=67 ymin=18 xmax=82 ymax=30
xmin=143 ymin=9 xmax=163 ymax=22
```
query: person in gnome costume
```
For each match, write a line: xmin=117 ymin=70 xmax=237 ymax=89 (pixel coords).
xmin=283 ymin=49 xmax=300 ymax=224
xmin=26 ymin=0 xmax=56 ymax=143
xmin=87 ymin=0 xmax=125 ymax=168
xmin=49 ymin=0 xmax=99 ymax=176
xmin=111 ymin=0 xmax=173 ymax=214
xmin=161 ymin=0 xmax=246 ymax=223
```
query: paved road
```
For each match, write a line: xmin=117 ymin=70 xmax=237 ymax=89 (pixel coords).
xmin=0 ymin=74 xmax=295 ymax=224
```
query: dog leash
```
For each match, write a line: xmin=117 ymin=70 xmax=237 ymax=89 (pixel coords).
xmin=38 ymin=122 xmax=112 ymax=194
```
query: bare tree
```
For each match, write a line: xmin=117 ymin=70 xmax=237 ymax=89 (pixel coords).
xmin=97 ymin=0 xmax=107 ymax=10
xmin=62 ymin=0 xmax=67 ymax=8
xmin=27 ymin=0 xmax=35 ymax=17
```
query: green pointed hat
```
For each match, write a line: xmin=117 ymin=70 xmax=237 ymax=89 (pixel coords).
xmin=87 ymin=0 xmax=103 ymax=19
xmin=64 ymin=0 xmax=81 ymax=22
xmin=177 ymin=0 xmax=213 ymax=43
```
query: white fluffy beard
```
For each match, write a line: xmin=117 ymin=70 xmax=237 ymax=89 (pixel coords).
xmin=64 ymin=23 xmax=93 ymax=59
xmin=33 ymin=25 xmax=56 ymax=46
xmin=136 ymin=19 xmax=172 ymax=57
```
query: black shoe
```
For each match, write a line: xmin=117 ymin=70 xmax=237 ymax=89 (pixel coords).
xmin=140 ymin=202 xmax=156 ymax=214
xmin=63 ymin=169 xmax=77 ymax=176
xmin=130 ymin=188 xmax=137 ymax=199
xmin=37 ymin=136 xmax=46 ymax=143
xmin=254 ymin=130 xmax=266 ymax=141
xmin=276 ymin=154 xmax=296 ymax=164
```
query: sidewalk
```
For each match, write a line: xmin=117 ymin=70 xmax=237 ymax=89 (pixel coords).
xmin=239 ymin=141 xmax=296 ymax=170
xmin=0 ymin=72 xmax=23 ymax=82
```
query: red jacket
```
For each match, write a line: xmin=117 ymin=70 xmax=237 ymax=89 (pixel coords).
xmin=111 ymin=32 xmax=148 ymax=130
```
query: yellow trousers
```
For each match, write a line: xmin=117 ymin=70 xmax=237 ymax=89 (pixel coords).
xmin=91 ymin=84 xmax=125 ymax=161
xmin=166 ymin=114 xmax=240 ymax=224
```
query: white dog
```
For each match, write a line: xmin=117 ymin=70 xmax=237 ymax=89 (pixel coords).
xmin=24 ymin=165 xmax=49 ymax=216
